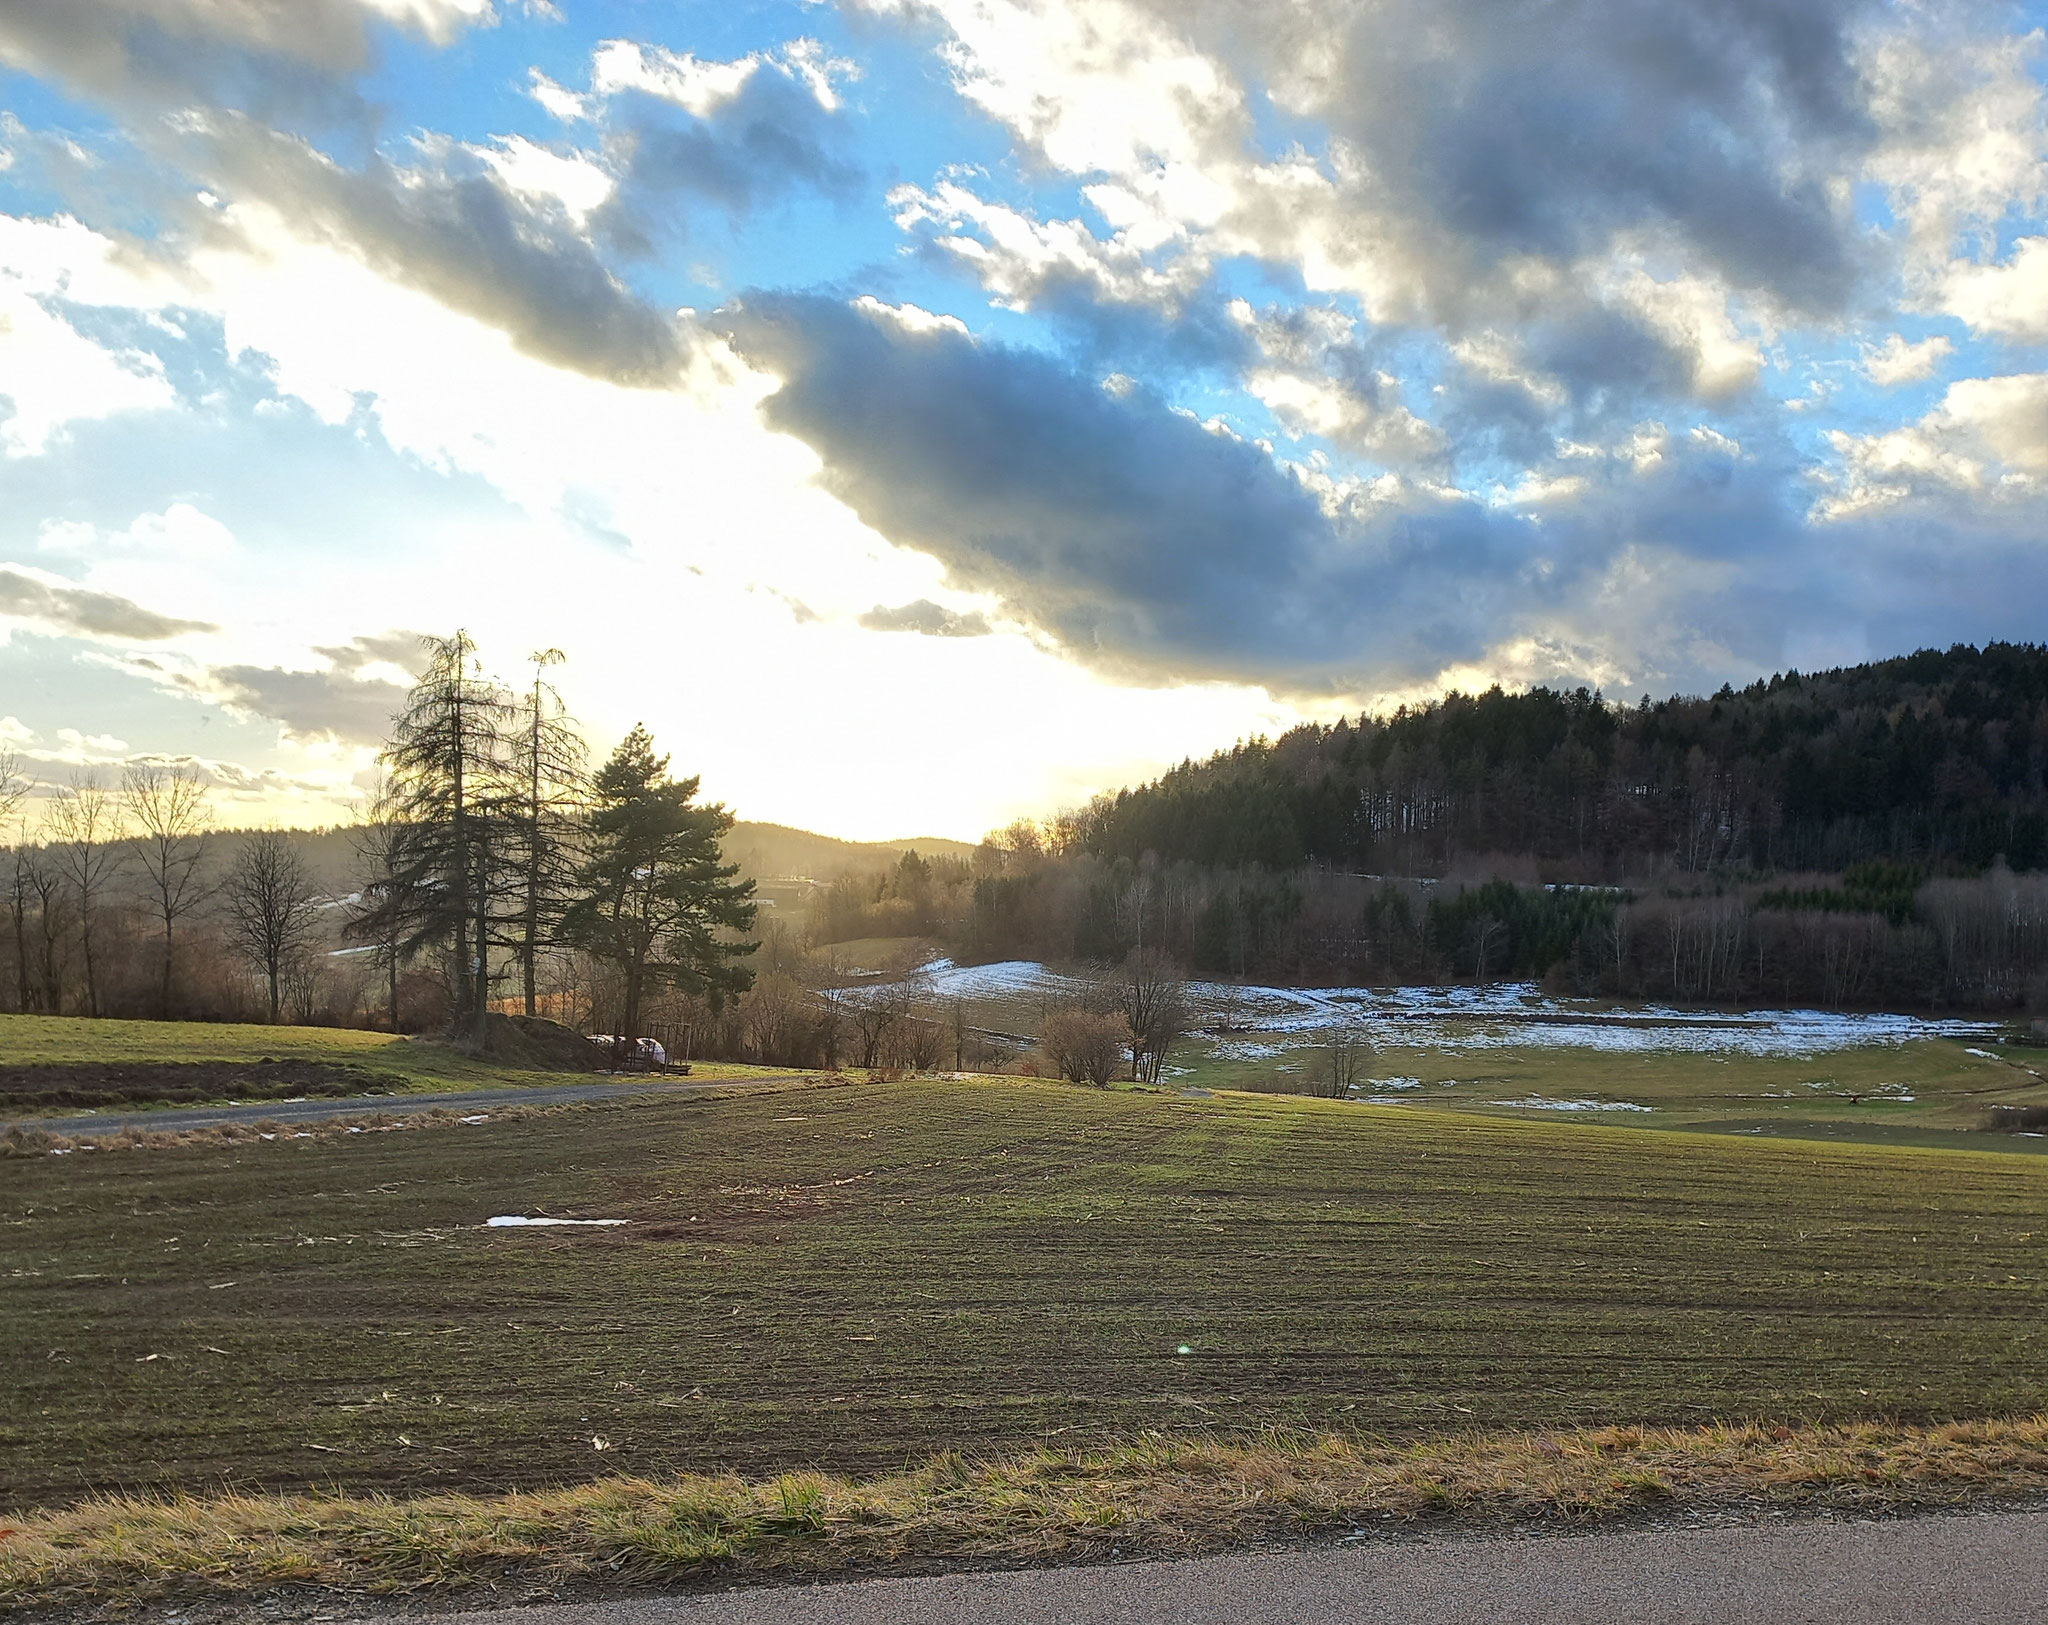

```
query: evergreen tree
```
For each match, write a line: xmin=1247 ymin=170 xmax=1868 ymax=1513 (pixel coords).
xmin=564 ymin=725 xmax=756 ymax=1044
xmin=350 ymin=632 xmax=515 ymax=1036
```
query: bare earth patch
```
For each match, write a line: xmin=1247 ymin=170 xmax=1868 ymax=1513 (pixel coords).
xmin=0 ymin=1061 xmax=408 ymax=1113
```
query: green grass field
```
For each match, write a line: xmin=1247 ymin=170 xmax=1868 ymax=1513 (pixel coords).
xmin=0 ymin=1013 xmax=784 ymax=1109
xmin=6 ymin=1071 xmax=2047 ymax=1514
xmin=1200 ymin=1038 xmax=2048 ymax=1149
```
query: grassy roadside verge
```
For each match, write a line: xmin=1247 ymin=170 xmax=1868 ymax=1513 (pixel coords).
xmin=5 ymin=1418 xmax=2047 ymax=1606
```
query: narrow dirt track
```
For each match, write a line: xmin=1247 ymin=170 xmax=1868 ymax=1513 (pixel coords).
xmin=353 ymin=1508 xmax=2048 ymax=1625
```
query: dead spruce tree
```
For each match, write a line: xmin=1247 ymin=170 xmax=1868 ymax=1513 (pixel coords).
xmin=506 ymin=648 xmax=586 ymax=1018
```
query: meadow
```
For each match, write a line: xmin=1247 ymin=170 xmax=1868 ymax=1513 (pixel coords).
xmin=0 ymin=1013 xmax=780 ymax=1112
xmin=6 ymin=1069 xmax=2048 ymax=1517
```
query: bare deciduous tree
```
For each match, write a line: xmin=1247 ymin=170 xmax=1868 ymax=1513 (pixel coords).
xmin=225 ymin=831 xmax=323 ymax=1022
xmin=0 ymin=751 xmax=32 ymax=1011
xmin=1115 ymin=947 xmax=1189 ymax=1084
xmin=45 ymin=773 xmax=124 ymax=1017
xmin=123 ymin=762 xmax=213 ymax=1015
xmin=1303 ymin=1024 xmax=1374 ymax=1098
xmin=348 ymin=771 xmax=413 ymax=1031
xmin=1039 ymin=1008 xmax=1130 ymax=1086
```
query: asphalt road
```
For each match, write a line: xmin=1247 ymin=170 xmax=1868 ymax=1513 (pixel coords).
xmin=365 ymin=1510 xmax=2048 ymax=1625
xmin=6 ymin=1076 xmax=748 ymax=1137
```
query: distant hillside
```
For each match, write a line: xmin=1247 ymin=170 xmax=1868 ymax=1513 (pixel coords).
xmin=722 ymin=822 xmax=977 ymax=881
xmin=227 ymin=819 xmax=976 ymax=899
xmin=1080 ymin=643 xmax=2048 ymax=880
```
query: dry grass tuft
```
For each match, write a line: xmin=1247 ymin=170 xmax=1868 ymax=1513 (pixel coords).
xmin=6 ymin=1417 xmax=2048 ymax=1606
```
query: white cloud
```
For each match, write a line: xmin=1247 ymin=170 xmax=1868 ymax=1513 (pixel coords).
xmin=474 ymin=136 xmax=615 ymax=225
xmin=55 ymin=727 xmax=128 ymax=756
xmin=1817 ymin=371 xmax=2048 ymax=518
xmin=1943 ymin=237 xmax=2048 ymax=340
xmin=1861 ymin=331 xmax=1954 ymax=387
xmin=586 ymin=37 xmax=854 ymax=117
xmin=40 ymin=503 xmax=237 ymax=561
xmin=0 ymin=215 xmax=179 ymax=455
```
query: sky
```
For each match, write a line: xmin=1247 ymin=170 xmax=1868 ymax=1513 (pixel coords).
xmin=3 ymin=1 xmax=2048 ymax=841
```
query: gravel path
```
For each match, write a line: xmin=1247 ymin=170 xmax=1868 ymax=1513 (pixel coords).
xmin=351 ymin=1509 xmax=2048 ymax=1625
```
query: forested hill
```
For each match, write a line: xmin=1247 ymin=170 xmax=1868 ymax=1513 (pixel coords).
xmin=1080 ymin=644 xmax=2048 ymax=880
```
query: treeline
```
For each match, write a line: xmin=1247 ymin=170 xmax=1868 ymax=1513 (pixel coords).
xmin=0 ymin=634 xmax=761 ymax=1047
xmin=1077 ymin=643 xmax=2048 ymax=879
xmin=0 ymin=765 xmax=385 ymax=1027
xmin=810 ymin=840 xmax=2048 ymax=1012
xmin=345 ymin=634 xmax=756 ymax=1049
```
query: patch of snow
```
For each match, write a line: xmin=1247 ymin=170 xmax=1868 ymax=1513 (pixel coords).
xmin=1487 ymin=1097 xmax=1654 ymax=1113
xmin=486 ymin=1216 xmax=628 ymax=1228
xmin=862 ymin=960 xmax=2001 ymax=1062
xmin=1367 ymin=1077 xmax=1423 ymax=1090
xmin=920 ymin=959 xmax=1090 ymax=1001
xmin=1967 ymin=1048 xmax=2001 ymax=1060
xmin=460 ymin=1115 xmax=489 ymax=1124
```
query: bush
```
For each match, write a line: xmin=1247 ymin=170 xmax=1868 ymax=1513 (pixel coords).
xmin=1040 ymin=1009 xmax=1130 ymax=1086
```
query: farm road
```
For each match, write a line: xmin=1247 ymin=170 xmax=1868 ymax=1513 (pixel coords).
xmin=368 ymin=1508 xmax=2048 ymax=1624
xmin=6 ymin=1076 xmax=778 ymax=1137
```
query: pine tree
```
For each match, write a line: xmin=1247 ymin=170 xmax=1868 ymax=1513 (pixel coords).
xmin=350 ymin=632 xmax=515 ymax=1036
xmin=563 ymin=725 xmax=756 ymax=1044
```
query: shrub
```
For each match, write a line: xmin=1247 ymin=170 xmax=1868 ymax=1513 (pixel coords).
xmin=1039 ymin=1009 xmax=1131 ymax=1086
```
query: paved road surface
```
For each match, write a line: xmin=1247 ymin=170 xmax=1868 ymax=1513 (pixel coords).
xmin=360 ymin=1509 xmax=2048 ymax=1625
xmin=7 ymin=1076 xmax=767 ymax=1137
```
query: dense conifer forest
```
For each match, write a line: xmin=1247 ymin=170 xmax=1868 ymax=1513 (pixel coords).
xmin=1077 ymin=644 xmax=2048 ymax=880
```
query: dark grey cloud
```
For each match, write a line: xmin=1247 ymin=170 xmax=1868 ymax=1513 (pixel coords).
xmin=313 ymin=629 xmax=432 ymax=677
xmin=0 ymin=3 xmax=694 ymax=387
xmin=0 ymin=570 xmax=215 ymax=640
xmin=205 ymin=662 xmax=407 ymax=745
xmin=196 ymin=120 xmax=689 ymax=386
xmin=597 ymin=69 xmax=862 ymax=254
xmin=723 ymin=294 xmax=1562 ymax=688
xmin=2 ymin=2 xmax=874 ymax=391
xmin=0 ymin=0 xmax=401 ymax=131
xmin=1170 ymin=0 xmax=1879 ymax=316
xmin=859 ymin=599 xmax=992 ymax=637
xmin=719 ymin=293 xmax=1919 ymax=698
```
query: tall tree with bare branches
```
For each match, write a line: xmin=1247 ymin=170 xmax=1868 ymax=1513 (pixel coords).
xmin=123 ymin=762 xmax=213 ymax=1015
xmin=0 ymin=752 xmax=33 ymax=1012
xmin=224 ymin=831 xmax=322 ymax=1022
xmin=507 ymin=647 xmax=585 ymax=1016
xmin=45 ymin=773 xmax=123 ymax=1017
xmin=347 ymin=770 xmax=413 ymax=1031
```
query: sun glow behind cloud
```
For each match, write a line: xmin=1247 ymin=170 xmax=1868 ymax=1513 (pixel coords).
xmin=0 ymin=0 xmax=2046 ymax=836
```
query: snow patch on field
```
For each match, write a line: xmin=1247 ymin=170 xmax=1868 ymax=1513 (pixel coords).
xmin=486 ymin=1216 xmax=627 ymax=1228
xmin=1488 ymin=1097 xmax=1654 ymax=1113
xmin=896 ymin=960 xmax=1998 ymax=1060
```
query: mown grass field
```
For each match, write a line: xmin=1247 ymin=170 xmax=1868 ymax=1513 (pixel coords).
xmin=0 ymin=1013 xmax=783 ymax=1110
xmin=1198 ymin=1038 xmax=2048 ymax=1148
xmin=6 ymin=1072 xmax=2047 ymax=1513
